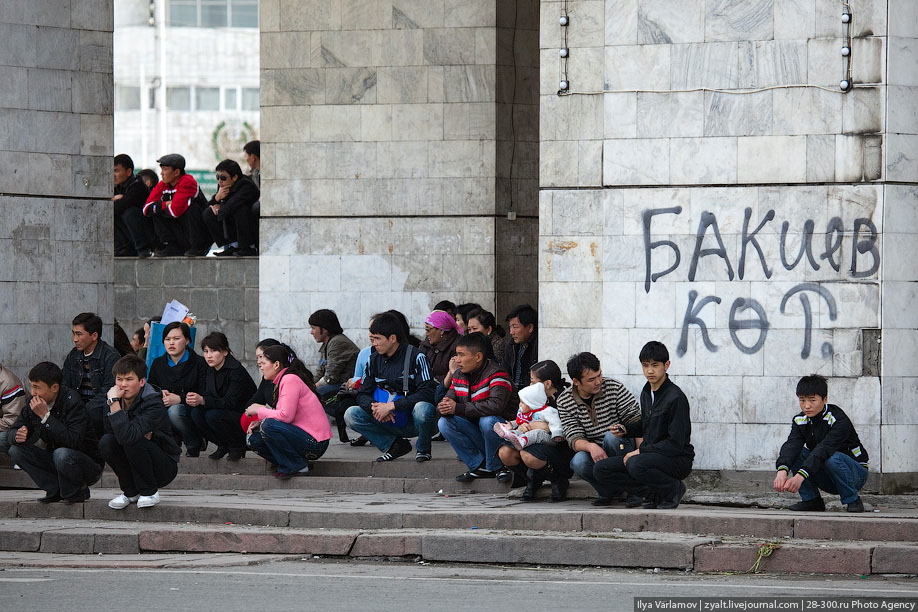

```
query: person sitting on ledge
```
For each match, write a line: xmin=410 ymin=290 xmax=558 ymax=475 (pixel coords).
xmin=593 ymin=341 xmax=694 ymax=510
xmin=8 ymin=362 xmax=103 ymax=504
xmin=203 ymin=159 xmax=260 ymax=257
xmin=186 ymin=332 xmax=256 ymax=462
xmin=344 ymin=312 xmax=437 ymax=462
xmin=420 ymin=310 xmax=463 ymax=385
xmin=61 ymin=312 xmax=120 ymax=440
xmin=244 ymin=345 xmax=331 ymax=479
xmin=773 ymin=374 xmax=868 ymax=513
xmin=502 ymin=304 xmax=538 ymax=393
xmin=101 ymin=355 xmax=181 ymax=510
xmin=466 ymin=308 xmax=507 ymax=362
xmin=308 ymin=308 xmax=359 ymax=400
xmin=143 ymin=153 xmax=211 ymax=257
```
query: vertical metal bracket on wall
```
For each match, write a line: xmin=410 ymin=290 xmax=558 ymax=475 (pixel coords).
xmin=840 ymin=3 xmax=853 ymax=91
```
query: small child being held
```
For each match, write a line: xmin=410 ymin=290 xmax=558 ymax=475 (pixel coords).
xmin=493 ymin=382 xmax=563 ymax=450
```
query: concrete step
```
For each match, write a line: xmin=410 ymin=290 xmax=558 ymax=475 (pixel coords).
xmin=2 ymin=516 xmax=916 ymax=575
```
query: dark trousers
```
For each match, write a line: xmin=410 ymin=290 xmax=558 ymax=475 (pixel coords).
xmin=151 ymin=202 xmax=211 ymax=251
xmin=98 ymin=434 xmax=178 ymax=497
xmin=593 ymin=452 xmax=692 ymax=498
xmin=114 ymin=207 xmax=153 ymax=254
xmin=323 ymin=394 xmax=355 ymax=442
xmin=190 ymin=407 xmax=245 ymax=452
xmin=202 ymin=204 xmax=257 ymax=249
xmin=8 ymin=444 xmax=103 ymax=498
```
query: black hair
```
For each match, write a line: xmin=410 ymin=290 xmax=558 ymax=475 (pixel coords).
xmin=133 ymin=328 xmax=145 ymax=341
xmin=201 ymin=331 xmax=231 ymax=353
xmin=506 ymin=304 xmax=537 ymax=330
xmin=28 ymin=362 xmax=63 ymax=387
xmin=72 ymin=312 xmax=103 ymax=337
xmin=566 ymin=352 xmax=601 ymax=381
xmin=243 ymin=140 xmax=260 ymax=158
xmin=530 ymin=360 xmax=571 ymax=395
xmin=456 ymin=332 xmax=490 ymax=357
xmin=308 ymin=309 xmax=344 ymax=336
xmin=149 ymin=315 xmax=162 ymax=324
xmin=639 ymin=341 xmax=670 ymax=364
xmin=262 ymin=344 xmax=318 ymax=402
xmin=433 ymin=300 xmax=456 ymax=316
xmin=112 ymin=354 xmax=148 ymax=379
xmin=796 ymin=374 xmax=828 ymax=398
xmin=256 ymin=338 xmax=281 ymax=350
xmin=466 ymin=308 xmax=506 ymax=338
xmin=114 ymin=153 xmax=134 ymax=171
xmin=137 ymin=169 xmax=158 ymax=187
xmin=113 ymin=320 xmax=134 ymax=356
xmin=215 ymin=159 xmax=243 ymax=179
xmin=456 ymin=303 xmax=482 ymax=325
xmin=369 ymin=312 xmax=404 ymax=343
xmin=162 ymin=321 xmax=192 ymax=342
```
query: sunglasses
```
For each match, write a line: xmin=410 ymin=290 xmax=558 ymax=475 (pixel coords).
xmin=216 ymin=174 xmax=230 ymax=181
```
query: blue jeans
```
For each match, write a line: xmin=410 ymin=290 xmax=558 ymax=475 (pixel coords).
xmin=0 ymin=429 xmax=13 ymax=456
xmin=247 ymin=419 xmax=329 ymax=474
xmin=570 ymin=432 xmax=636 ymax=498
xmin=168 ymin=403 xmax=205 ymax=453
xmin=344 ymin=402 xmax=437 ymax=454
xmin=791 ymin=448 xmax=868 ymax=505
xmin=316 ymin=383 xmax=340 ymax=401
xmin=438 ymin=414 xmax=506 ymax=471
xmin=8 ymin=444 xmax=103 ymax=498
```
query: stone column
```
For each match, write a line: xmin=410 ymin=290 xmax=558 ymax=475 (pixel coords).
xmin=0 ymin=1 xmax=114 ymax=375
xmin=259 ymin=0 xmax=539 ymax=363
xmin=539 ymin=0 xmax=916 ymax=484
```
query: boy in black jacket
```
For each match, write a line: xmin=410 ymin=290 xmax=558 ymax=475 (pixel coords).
xmin=343 ymin=312 xmax=437 ymax=462
xmin=594 ymin=341 xmax=694 ymax=509
xmin=774 ymin=374 xmax=868 ymax=513
xmin=100 ymin=355 xmax=181 ymax=510
xmin=8 ymin=362 xmax=103 ymax=503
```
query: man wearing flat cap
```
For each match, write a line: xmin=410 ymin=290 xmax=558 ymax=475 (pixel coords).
xmin=143 ymin=154 xmax=212 ymax=257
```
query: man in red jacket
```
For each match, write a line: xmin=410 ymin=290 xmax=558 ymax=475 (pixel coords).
xmin=144 ymin=154 xmax=212 ymax=256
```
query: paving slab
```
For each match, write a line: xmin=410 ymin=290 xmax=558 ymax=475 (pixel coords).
xmin=871 ymin=543 xmax=918 ymax=574
xmin=0 ymin=552 xmax=299 ymax=569
xmin=694 ymin=540 xmax=875 ymax=575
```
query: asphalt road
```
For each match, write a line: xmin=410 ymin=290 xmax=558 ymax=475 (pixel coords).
xmin=2 ymin=559 xmax=916 ymax=612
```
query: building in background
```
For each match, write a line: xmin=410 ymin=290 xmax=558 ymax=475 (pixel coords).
xmin=114 ymin=0 xmax=259 ymax=196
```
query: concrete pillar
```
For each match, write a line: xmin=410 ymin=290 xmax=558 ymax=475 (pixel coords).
xmin=0 ymin=0 xmax=114 ymax=375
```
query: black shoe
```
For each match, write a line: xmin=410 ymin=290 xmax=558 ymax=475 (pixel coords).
xmin=185 ymin=450 xmax=200 ymax=458
xmin=550 ymin=477 xmax=569 ymax=503
xmin=591 ymin=497 xmax=613 ymax=506
xmin=642 ymin=496 xmax=659 ymax=509
xmin=376 ymin=437 xmax=412 ymax=462
xmin=137 ymin=248 xmax=153 ymax=258
xmin=209 ymin=447 xmax=230 ymax=460
xmin=184 ymin=247 xmax=209 ymax=256
xmin=214 ymin=246 xmax=238 ymax=257
xmin=658 ymin=481 xmax=687 ymax=510
xmin=62 ymin=488 xmax=91 ymax=504
xmin=789 ymin=497 xmax=826 ymax=512
xmin=415 ymin=451 xmax=431 ymax=462
xmin=234 ymin=247 xmax=258 ymax=256
xmin=456 ymin=467 xmax=496 ymax=482
xmin=155 ymin=245 xmax=183 ymax=257
xmin=496 ymin=467 xmax=512 ymax=483
xmin=520 ymin=470 xmax=543 ymax=501
xmin=625 ymin=494 xmax=644 ymax=508
xmin=38 ymin=492 xmax=62 ymax=504
xmin=227 ymin=449 xmax=246 ymax=461
xmin=505 ymin=464 xmax=529 ymax=488
xmin=431 ymin=432 xmax=445 ymax=442
xmin=846 ymin=497 xmax=865 ymax=513
xmin=349 ymin=436 xmax=368 ymax=447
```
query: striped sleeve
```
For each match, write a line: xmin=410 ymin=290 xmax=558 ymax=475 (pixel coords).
xmin=1 ymin=384 xmax=24 ymax=405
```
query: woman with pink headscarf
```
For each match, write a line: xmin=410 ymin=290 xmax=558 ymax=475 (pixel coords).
xmin=419 ymin=310 xmax=463 ymax=384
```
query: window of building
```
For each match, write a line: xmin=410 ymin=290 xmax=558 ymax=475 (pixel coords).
xmin=167 ymin=0 xmax=258 ymax=28
xmin=167 ymin=86 xmax=191 ymax=110
xmin=224 ymin=87 xmax=238 ymax=110
xmin=241 ymin=87 xmax=259 ymax=110
xmin=115 ymin=85 xmax=141 ymax=110
xmin=196 ymin=87 xmax=220 ymax=111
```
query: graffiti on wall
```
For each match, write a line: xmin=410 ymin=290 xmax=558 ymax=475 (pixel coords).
xmin=642 ymin=207 xmax=880 ymax=358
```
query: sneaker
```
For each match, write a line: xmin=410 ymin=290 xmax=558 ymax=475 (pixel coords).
xmin=430 ymin=432 xmax=445 ymax=442
xmin=208 ymin=447 xmax=229 ymax=460
xmin=496 ymin=467 xmax=513 ymax=483
xmin=642 ymin=497 xmax=659 ymax=509
xmin=63 ymin=488 xmax=91 ymax=504
xmin=137 ymin=492 xmax=160 ymax=508
xmin=415 ymin=451 xmax=431 ymax=462
xmin=137 ymin=248 xmax=153 ymax=258
xmin=234 ymin=247 xmax=258 ymax=256
xmin=846 ymin=497 xmax=865 ymax=513
xmin=492 ymin=422 xmax=525 ymax=450
xmin=184 ymin=247 xmax=209 ymax=257
xmin=38 ymin=492 xmax=62 ymax=504
xmin=108 ymin=493 xmax=139 ymax=510
xmin=214 ymin=246 xmax=238 ymax=257
xmin=274 ymin=465 xmax=310 ymax=480
xmin=658 ymin=481 xmax=687 ymax=510
xmin=789 ymin=496 xmax=826 ymax=512
xmin=455 ymin=467 xmax=496 ymax=482
xmin=154 ymin=245 xmax=183 ymax=257
xmin=591 ymin=497 xmax=613 ymax=507
xmin=376 ymin=437 xmax=412 ymax=462
xmin=625 ymin=494 xmax=644 ymax=508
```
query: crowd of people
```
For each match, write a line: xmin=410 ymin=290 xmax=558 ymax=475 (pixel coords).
xmin=113 ymin=141 xmax=261 ymax=258
xmin=0 ymin=302 xmax=870 ymax=513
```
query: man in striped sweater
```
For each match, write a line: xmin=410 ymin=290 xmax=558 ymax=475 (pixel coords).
xmin=557 ymin=352 xmax=642 ymax=506
xmin=0 ymin=363 xmax=27 ymax=456
xmin=438 ymin=333 xmax=516 ymax=482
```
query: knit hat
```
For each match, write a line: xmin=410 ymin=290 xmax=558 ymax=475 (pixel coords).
xmin=518 ymin=382 xmax=547 ymax=411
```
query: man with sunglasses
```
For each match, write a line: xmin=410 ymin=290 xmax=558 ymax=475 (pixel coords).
xmin=203 ymin=159 xmax=260 ymax=257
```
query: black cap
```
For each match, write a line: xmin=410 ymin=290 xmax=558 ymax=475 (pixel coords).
xmin=156 ymin=154 xmax=186 ymax=170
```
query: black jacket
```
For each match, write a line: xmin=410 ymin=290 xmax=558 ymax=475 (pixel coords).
xmin=776 ymin=403 xmax=868 ymax=479
xmin=61 ymin=340 xmax=120 ymax=420
xmin=419 ymin=331 xmax=461 ymax=383
xmin=500 ymin=331 xmax=539 ymax=392
xmin=105 ymin=382 xmax=181 ymax=462
xmin=247 ymin=377 xmax=275 ymax=408
xmin=201 ymin=355 xmax=257 ymax=414
xmin=147 ymin=350 xmax=207 ymax=403
xmin=625 ymin=376 xmax=694 ymax=461
xmin=10 ymin=385 xmax=102 ymax=464
xmin=114 ymin=173 xmax=151 ymax=217
xmin=356 ymin=343 xmax=436 ymax=415
xmin=212 ymin=174 xmax=259 ymax=222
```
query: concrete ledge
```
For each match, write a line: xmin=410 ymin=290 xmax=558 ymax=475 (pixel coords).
xmin=81 ymin=501 xmax=292 ymax=527
xmin=0 ymin=525 xmax=42 ymax=552
xmin=693 ymin=541 xmax=874 ymax=574
xmin=871 ymin=544 xmax=918 ymax=574
xmin=40 ymin=530 xmax=97 ymax=554
xmin=138 ymin=527 xmax=358 ymax=555
xmin=794 ymin=516 xmax=918 ymax=542
xmin=582 ymin=511 xmax=795 ymax=539
xmin=350 ymin=531 xmax=424 ymax=557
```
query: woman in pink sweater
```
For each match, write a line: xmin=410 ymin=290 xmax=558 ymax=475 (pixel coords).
xmin=243 ymin=345 xmax=331 ymax=479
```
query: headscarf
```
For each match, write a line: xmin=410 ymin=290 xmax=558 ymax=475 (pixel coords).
xmin=425 ymin=310 xmax=463 ymax=335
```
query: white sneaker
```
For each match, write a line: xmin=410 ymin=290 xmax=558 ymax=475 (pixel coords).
xmin=137 ymin=492 xmax=160 ymax=508
xmin=108 ymin=493 xmax=139 ymax=510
